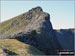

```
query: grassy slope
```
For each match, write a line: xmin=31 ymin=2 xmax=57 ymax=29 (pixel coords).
xmin=0 ymin=18 xmax=14 ymax=34
xmin=0 ymin=39 xmax=44 ymax=55
xmin=0 ymin=12 xmax=31 ymax=35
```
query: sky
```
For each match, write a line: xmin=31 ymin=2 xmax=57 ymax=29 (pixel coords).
xmin=1 ymin=1 xmax=74 ymax=29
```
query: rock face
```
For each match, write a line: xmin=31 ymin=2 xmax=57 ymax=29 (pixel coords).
xmin=0 ymin=6 xmax=74 ymax=55
xmin=0 ymin=6 xmax=62 ymax=54
xmin=7 ymin=6 xmax=62 ymax=54
xmin=55 ymin=29 xmax=74 ymax=51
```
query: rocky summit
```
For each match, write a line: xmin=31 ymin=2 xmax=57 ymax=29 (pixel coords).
xmin=0 ymin=6 xmax=74 ymax=55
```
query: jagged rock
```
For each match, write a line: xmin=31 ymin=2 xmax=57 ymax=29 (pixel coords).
xmin=0 ymin=6 xmax=74 ymax=55
xmin=0 ymin=6 xmax=62 ymax=55
xmin=5 ymin=6 xmax=62 ymax=54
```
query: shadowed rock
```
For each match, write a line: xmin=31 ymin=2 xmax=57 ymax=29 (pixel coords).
xmin=4 ymin=6 xmax=62 ymax=54
xmin=0 ymin=6 xmax=74 ymax=55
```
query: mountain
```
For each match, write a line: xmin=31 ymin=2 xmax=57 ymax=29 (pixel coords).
xmin=55 ymin=29 xmax=74 ymax=51
xmin=0 ymin=6 xmax=74 ymax=55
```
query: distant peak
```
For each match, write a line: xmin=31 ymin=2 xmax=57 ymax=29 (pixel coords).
xmin=29 ymin=6 xmax=43 ymax=12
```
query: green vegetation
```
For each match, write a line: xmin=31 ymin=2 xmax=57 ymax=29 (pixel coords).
xmin=56 ymin=30 xmax=60 ymax=32
xmin=0 ymin=39 xmax=44 ymax=55
xmin=7 ymin=26 xmax=17 ymax=34
xmin=0 ymin=12 xmax=31 ymax=35
xmin=0 ymin=18 xmax=14 ymax=34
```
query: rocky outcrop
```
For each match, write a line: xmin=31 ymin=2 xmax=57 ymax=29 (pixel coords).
xmin=6 ymin=6 xmax=62 ymax=54
xmin=0 ymin=6 xmax=74 ymax=55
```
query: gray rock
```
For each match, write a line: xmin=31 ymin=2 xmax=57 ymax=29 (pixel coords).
xmin=1 ymin=6 xmax=74 ymax=55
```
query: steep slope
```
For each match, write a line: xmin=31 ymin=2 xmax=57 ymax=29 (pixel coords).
xmin=0 ymin=6 xmax=45 ymax=36
xmin=0 ymin=6 xmax=62 ymax=55
xmin=0 ymin=39 xmax=44 ymax=56
xmin=55 ymin=29 xmax=74 ymax=51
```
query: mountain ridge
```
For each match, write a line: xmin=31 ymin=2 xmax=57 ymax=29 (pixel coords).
xmin=0 ymin=6 xmax=74 ymax=55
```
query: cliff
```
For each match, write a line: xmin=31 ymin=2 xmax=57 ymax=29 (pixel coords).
xmin=0 ymin=6 xmax=74 ymax=55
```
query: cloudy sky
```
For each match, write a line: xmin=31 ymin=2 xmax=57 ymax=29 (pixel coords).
xmin=1 ymin=1 xmax=74 ymax=29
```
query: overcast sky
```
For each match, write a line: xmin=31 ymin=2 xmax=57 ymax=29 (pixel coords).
xmin=1 ymin=1 xmax=74 ymax=29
